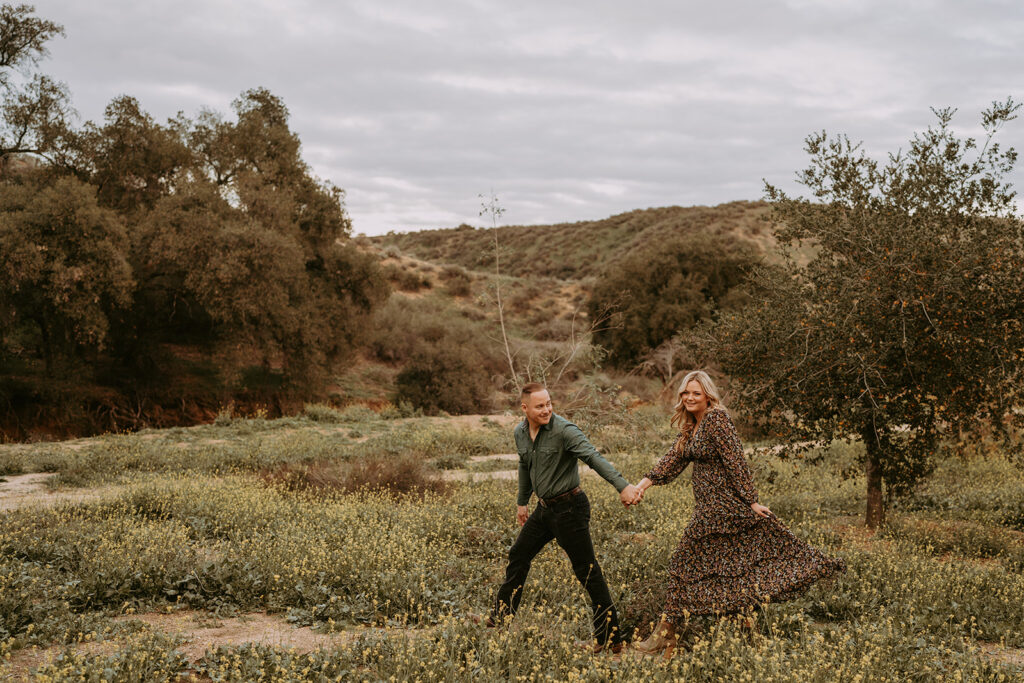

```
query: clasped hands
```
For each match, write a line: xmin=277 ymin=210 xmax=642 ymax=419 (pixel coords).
xmin=620 ymin=478 xmax=652 ymax=507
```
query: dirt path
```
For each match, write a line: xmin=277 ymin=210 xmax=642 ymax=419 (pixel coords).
xmin=1 ymin=610 xmax=396 ymax=679
xmin=468 ymin=453 xmax=517 ymax=463
xmin=978 ymin=642 xmax=1024 ymax=671
xmin=0 ymin=473 xmax=116 ymax=512
xmin=441 ymin=457 xmax=617 ymax=483
xmin=118 ymin=611 xmax=367 ymax=661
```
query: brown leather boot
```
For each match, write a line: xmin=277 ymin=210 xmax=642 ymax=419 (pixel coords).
xmin=632 ymin=619 xmax=676 ymax=657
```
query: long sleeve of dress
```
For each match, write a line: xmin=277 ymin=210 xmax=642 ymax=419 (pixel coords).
xmin=706 ymin=410 xmax=759 ymax=505
xmin=644 ymin=433 xmax=692 ymax=485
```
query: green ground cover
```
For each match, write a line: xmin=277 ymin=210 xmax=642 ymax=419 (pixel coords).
xmin=1 ymin=412 xmax=1021 ymax=681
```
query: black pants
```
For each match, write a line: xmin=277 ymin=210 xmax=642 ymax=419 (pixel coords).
xmin=492 ymin=490 xmax=622 ymax=645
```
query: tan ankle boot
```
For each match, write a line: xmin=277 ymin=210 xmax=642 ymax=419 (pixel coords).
xmin=632 ymin=619 xmax=676 ymax=656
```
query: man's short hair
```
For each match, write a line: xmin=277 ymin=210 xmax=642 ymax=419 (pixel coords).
xmin=520 ymin=382 xmax=547 ymax=401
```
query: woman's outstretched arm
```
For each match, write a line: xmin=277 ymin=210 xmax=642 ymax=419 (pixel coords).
xmin=640 ymin=433 xmax=692 ymax=488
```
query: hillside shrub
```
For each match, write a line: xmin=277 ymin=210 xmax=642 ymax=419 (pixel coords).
xmin=383 ymin=264 xmax=431 ymax=292
xmin=367 ymin=297 xmax=505 ymax=378
xmin=440 ymin=265 xmax=473 ymax=296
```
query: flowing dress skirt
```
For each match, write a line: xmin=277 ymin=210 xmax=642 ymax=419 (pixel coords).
xmin=645 ymin=408 xmax=846 ymax=620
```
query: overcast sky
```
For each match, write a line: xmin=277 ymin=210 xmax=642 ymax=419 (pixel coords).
xmin=30 ymin=0 xmax=1024 ymax=235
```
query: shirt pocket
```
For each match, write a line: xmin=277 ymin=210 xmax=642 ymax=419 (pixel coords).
xmin=537 ymin=445 xmax=560 ymax=459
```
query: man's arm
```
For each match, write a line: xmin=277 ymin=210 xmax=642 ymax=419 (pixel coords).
xmin=563 ymin=423 xmax=629 ymax=492
xmin=516 ymin=459 xmax=532 ymax=526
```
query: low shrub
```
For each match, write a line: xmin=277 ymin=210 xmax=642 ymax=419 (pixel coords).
xmin=261 ymin=455 xmax=450 ymax=497
xmin=440 ymin=265 xmax=474 ymax=296
xmin=302 ymin=402 xmax=345 ymax=423
xmin=335 ymin=403 xmax=380 ymax=422
xmin=33 ymin=631 xmax=188 ymax=682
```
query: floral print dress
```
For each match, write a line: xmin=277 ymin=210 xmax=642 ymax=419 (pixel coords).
xmin=645 ymin=407 xmax=845 ymax=620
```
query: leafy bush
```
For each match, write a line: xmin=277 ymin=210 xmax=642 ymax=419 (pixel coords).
xmin=367 ymin=297 xmax=502 ymax=371
xmin=588 ymin=233 xmax=760 ymax=368
xmin=335 ymin=403 xmax=380 ymax=422
xmin=395 ymin=347 xmax=492 ymax=415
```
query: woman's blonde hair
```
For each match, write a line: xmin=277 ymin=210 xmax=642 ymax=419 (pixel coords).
xmin=670 ymin=370 xmax=725 ymax=432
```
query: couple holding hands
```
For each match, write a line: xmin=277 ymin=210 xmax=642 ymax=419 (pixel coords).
xmin=486 ymin=371 xmax=845 ymax=659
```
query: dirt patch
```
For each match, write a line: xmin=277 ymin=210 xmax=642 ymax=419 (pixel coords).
xmin=441 ymin=460 xmax=617 ymax=483
xmin=115 ymin=611 xmax=365 ymax=661
xmin=2 ymin=611 xmax=390 ymax=679
xmin=0 ymin=471 xmax=56 ymax=495
xmin=419 ymin=414 xmax=520 ymax=429
xmin=978 ymin=641 xmax=1024 ymax=670
xmin=0 ymin=472 xmax=117 ymax=512
xmin=441 ymin=469 xmax=518 ymax=482
xmin=468 ymin=453 xmax=518 ymax=463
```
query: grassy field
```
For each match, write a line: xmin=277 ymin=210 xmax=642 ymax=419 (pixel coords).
xmin=1 ymin=407 xmax=1022 ymax=681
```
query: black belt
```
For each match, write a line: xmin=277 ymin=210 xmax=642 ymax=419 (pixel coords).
xmin=539 ymin=486 xmax=582 ymax=507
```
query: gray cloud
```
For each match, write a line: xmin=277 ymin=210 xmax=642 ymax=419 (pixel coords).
xmin=32 ymin=0 xmax=1024 ymax=234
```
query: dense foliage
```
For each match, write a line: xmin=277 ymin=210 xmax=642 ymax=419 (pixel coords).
xmin=395 ymin=346 xmax=494 ymax=415
xmin=0 ymin=5 xmax=388 ymax=436
xmin=589 ymin=234 xmax=760 ymax=369
xmin=695 ymin=102 xmax=1024 ymax=527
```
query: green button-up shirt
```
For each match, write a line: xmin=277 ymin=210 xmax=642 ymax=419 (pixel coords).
xmin=514 ymin=414 xmax=628 ymax=506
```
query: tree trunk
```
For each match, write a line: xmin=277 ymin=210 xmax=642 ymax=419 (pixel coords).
xmin=864 ymin=451 xmax=885 ymax=529
xmin=859 ymin=420 xmax=886 ymax=528
xmin=35 ymin=315 xmax=54 ymax=377
xmin=864 ymin=432 xmax=888 ymax=528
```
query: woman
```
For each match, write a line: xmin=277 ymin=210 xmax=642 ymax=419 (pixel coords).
xmin=631 ymin=370 xmax=846 ymax=657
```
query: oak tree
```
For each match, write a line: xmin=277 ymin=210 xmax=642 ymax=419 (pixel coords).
xmin=698 ymin=101 xmax=1024 ymax=527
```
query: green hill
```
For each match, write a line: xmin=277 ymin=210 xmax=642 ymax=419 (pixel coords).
xmin=371 ymin=201 xmax=774 ymax=280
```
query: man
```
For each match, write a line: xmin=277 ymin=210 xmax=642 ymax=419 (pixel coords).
xmin=488 ymin=382 xmax=641 ymax=655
